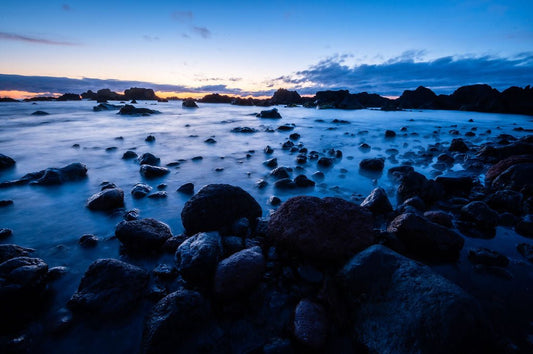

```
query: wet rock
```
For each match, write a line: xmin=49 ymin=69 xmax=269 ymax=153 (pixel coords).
xmin=0 ymin=228 xmax=12 ymax=239
xmin=277 ymin=124 xmax=294 ymax=131
xmin=31 ymin=110 xmax=49 ymax=115
xmin=478 ymin=140 xmax=533 ymax=163
xmin=435 ymin=176 xmax=474 ymax=196
xmin=269 ymin=196 xmax=281 ymax=206
xmin=93 ymin=103 xmax=122 ymax=111
xmin=396 ymin=171 xmax=428 ymax=203
xmin=118 ymin=104 xmax=158 ymax=115
xmin=257 ymin=108 xmax=282 ymax=118
xmin=79 ymin=234 xmax=98 ymax=248
xmin=267 ymin=196 xmax=374 ymax=261
xmin=0 ymin=244 xmax=34 ymax=263
xmin=385 ymin=130 xmax=396 ymax=138
xmin=0 ymin=154 xmax=15 ymax=170
xmin=359 ymin=158 xmax=385 ymax=171
xmin=517 ymin=243 xmax=533 ymax=263
xmin=492 ymin=162 xmax=533 ymax=192
xmin=460 ymin=201 xmax=498 ymax=232
xmin=264 ymin=157 xmax=278 ymax=168
xmin=270 ymin=166 xmax=290 ymax=179
xmin=177 ymin=182 xmax=194 ymax=195
xmin=360 ymin=187 xmax=393 ymax=215
xmin=274 ymin=178 xmax=297 ymax=190
xmin=0 ymin=162 xmax=88 ymax=188
xmin=387 ymin=213 xmax=464 ymax=260
xmin=138 ymin=152 xmax=160 ymax=166
xmin=295 ymin=154 xmax=307 ymax=164
xmin=0 ymin=257 xmax=48 ymax=309
xmin=182 ymin=98 xmax=198 ymax=108
xmin=485 ymin=155 xmax=533 ymax=185
xmin=338 ymin=245 xmax=495 ymax=354
xmin=222 ymin=236 xmax=245 ymax=256
xmin=162 ymin=235 xmax=187 ymax=254
xmin=86 ymin=188 xmax=124 ymax=211
xmin=293 ymin=299 xmax=328 ymax=350
xmin=515 ymin=217 xmax=533 ymax=237
xmin=231 ymin=127 xmax=257 ymax=133
xmin=152 ymin=264 xmax=178 ymax=280
xmin=148 ymin=191 xmax=167 ymax=199
xmin=47 ymin=266 xmax=69 ymax=281
xmin=449 ymin=138 xmax=469 ymax=152
xmin=214 ymin=246 xmax=265 ymax=299
xmin=204 ymin=137 xmax=217 ymax=144
xmin=140 ymin=165 xmax=170 ymax=178
xmin=115 ymin=218 xmax=172 ymax=253
xmin=317 ymin=157 xmax=333 ymax=167
xmin=181 ymin=184 xmax=262 ymax=235
xmin=142 ymin=289 xmax=211 ymax=354
xmin=294 ymin=174 xmax=315 ymax=188
xmin=486 ymin=189 xmax=523 ymax=215
xmin=289 ymin=133 xmax=300 ymax=140
xmin=282 ymin=140 xmax=294 ymax=150
xmin=388 ymin=165 xmax=414 ymax=181
xmin=264 ymin=145 xmax=274 ymax=154
xmin=256 ymin=179 xmax=268 ymax=189
xmin=124 ymin=209 xmax=140 ymax=221
xmin=423 ymin=210 xmax=453 ymax=228
xmin=131 ymin=183 xmax=152 ymax=199
xmin=0 ymin=200 xmax=14 ymax=207
xmin=468 ymin=248 xmax=509 ymax=267
xmin=68 ymin=259 xmax=149 ymax=318
xmin=175 ymin=232 xmax=223 ymax=285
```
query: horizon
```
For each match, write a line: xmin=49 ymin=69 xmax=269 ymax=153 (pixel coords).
xmin=1 ymin=1 xmax=532 ymax=98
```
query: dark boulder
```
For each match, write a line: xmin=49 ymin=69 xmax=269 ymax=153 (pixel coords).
xmin=142 ymin=289 xmax=211 ymax=354
xmin=387 ymin=213 xmax=464 ymax=260
xmin=181 ymin=184 xmax=262 ymax=235
xmin=317 ymin=157 xmax=333 ymax=167
xmin=396 ymin=171 xmax=428 ymax=204
xmin=270 ymin=166 xmax=290 ymax=179
xmin=359 ymin=157 xmax=385 ymax=171
xmin=25 ymin=162 xmax=88 ymax=186
xmin=267 ymin=196 xmax=374 ymax=261
xmin=360 ymin=187 xmax=393 ymax=215
xmin=477 ymin=141 xmax=533 ymax=164
xmin=93 ymin=103 xmax=122 ymax=111
xmin=269 ymin=88 xmax=302 ymax=105
xmin=86 ymin=188 xmax=124 ymax=211
xmin=338 ymin=245 xmax=495 ymax=354
xmin=485 ymin=155 xmax=533 ymax=185
xmin=460 ymin=201 xmax=498 ymax=232
xmin=0 ymin=154 xmax=15 ymax=170
xmin=31 ymin=110 xmax=49 ymax=115
xmin=175 ymin=232 xmax=223 ymax=285
xmin=397 ymin=86 xmax=437 ymax=109
xmin=122 ymin=150 xmax=138 ymax=159
xmin=486 ymin=189 xmax=523 ymax=215
xmin=138 ymin=152 xmax=160 ymax=166
xmin=468 ymin=248 xmax=509 ymax=267
xmin=449 ymin=138 xmax=469 ymax=152
xmin=492 ymin=163 xmax=533 ymax=192
xmin=140 ymin=165 xmax=170 ymax=178
xmin=435 ymin=176 xmax=474 ymax=196
xmin=257 ymin=108 xmax=282 ymax=118
xmin=115 ymin=218 xmax=172 ymax=253
xmin=131 ymin=183 xmax=152 ymax=199
xmin=177 ymin=182 xmax=194 ymax=195
xmin=0 ymin=244 xmax=34 ymax=263
xmin=423 ymin=210 xmax=453 ymax=228
xmin=274 ymin=178 xmax=297 ymax=190
xmin=231 ymin=126 xmax=257 ymax=133
xmin=182 ymin=99 xmax=198 ymax=108
xmin=68 ymin=259 xmax=149 ymax=318
xmin=79 ymin=234 xmax=99 ymax=248
xmin=123 ymin=87 xmax=158 ymax=101
xmin=294 ymin=174 xmax=315 ymax=188
xmin=293 ymin=299 xmax=328 ymax=350
xmin=213 ymin=246 xmax=265 ymax=299
xmin=0 ymin=228 xmax=12 ymax=239
xmin=118 ymin=104 xmax=159 ymax=115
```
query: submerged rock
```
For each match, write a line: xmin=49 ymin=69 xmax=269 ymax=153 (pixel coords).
xmin=181 ymin=184 xmax=262 ymax=235
xmin=338 ymin=245 xmax=495 ymax=354
xmin=267 ymin=196 xmax=374 ymax=261
xmin=140 ymin=165 xmax=170 ymax=178
xmin=0 ymin=154 xmax=15 ymax=170
xmin=115 ymin=218 xmax=172 ymax=253
xmin=257 ymin=108 xmax=281 ymax=118
xmin=68 ymin=259 xmax=149 ymax=318
xmin=118 ymin=104 xmax=158 ymax=115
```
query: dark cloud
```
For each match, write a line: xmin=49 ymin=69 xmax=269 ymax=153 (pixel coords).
xmin=172 ymin=11 xmax=193 ymax=22
xmin=181 ymin=33 xmax=191 ymax=39
xmin=273 ymin=52 xmax=533 ymax=96
xmin=191 ymin=26 xmax=211 ymax=39
xmin=62 ymin=4 xmax=71 ymax=11
xmin=0 ymin=74 xmax=259 ymax=96
xmin=0 ymin=32 xmax=78 ymax=46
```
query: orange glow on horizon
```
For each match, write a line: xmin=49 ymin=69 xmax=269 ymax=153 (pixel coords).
xmin=0 ymin=90 xmax=61 ymax=100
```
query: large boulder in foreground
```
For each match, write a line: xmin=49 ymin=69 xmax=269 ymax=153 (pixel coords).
xmin=267 ymin=196 xmax=374 ymax=261
xmin=181 ymin=184 xmax=262 ymax=235
xmin=387 ymin=213 xmax=464 ymax=260
xmin=68 ymin=259 xmax=149 ymax=318
xmin=338 ymin=245 xmax=495 ymax=354
xmin=115 ymin=218 xmax=172 ymax=253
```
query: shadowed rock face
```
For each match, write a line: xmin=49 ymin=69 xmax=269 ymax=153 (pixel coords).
xmin=338 ymin=245 xmax=496 ymax=354
xmin=267 ymin=196 xmax=375 ymax=261
xmin=181 ymin=184 xmax=262 ymax=235
xmin=115 ymin=218 xmax=172 ymax=253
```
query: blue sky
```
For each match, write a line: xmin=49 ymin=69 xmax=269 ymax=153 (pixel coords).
xmin=0 ymin=0 xmax=532 ymax=97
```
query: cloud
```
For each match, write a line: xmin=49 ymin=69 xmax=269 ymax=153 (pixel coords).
xmin=191 ymin=26 xmax=211 ymax=39
xmin=0 ymin=74 xmax=258 ymax=96
xmin=172 ymin=11 xmax=193 ymax=22
xmin=0 ymin=32 xmax=78 ymax=46
xmin=62 ymin=4 xmax=71 ymax=11
xmin=143 ymin=35 xmax=160 ymax=41
xmin=273 ymin=52 xmax=533 ymax=95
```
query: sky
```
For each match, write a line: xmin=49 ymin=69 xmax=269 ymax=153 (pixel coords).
xmin=0 ymin=0 xmax=532 ymax=98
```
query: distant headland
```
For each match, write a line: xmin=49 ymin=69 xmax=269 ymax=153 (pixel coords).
xmin=1 ymin=84 xmax=532 ymax=116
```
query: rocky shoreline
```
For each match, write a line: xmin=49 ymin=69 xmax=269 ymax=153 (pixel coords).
xmin=1 ymin=126 xmax=533 ymax=353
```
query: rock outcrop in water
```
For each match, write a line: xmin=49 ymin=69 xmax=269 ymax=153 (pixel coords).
xmin=0 ymin=162 xmax=87 ymax=188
